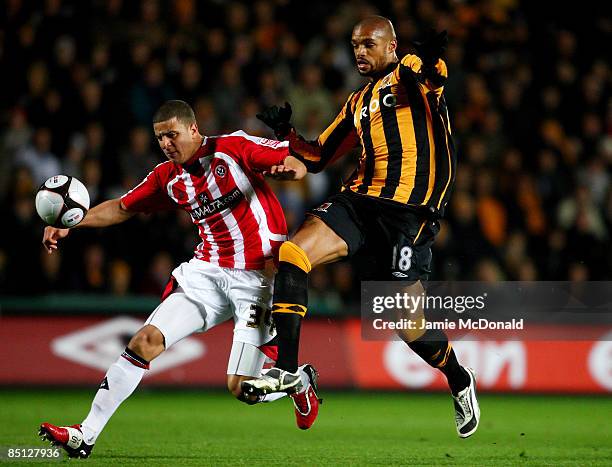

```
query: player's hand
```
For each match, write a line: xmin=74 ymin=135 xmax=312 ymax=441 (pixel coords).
xmin=256 ymin=102 xmax=293 ymax=139
xmin=264 ymin=156 xmax=307 ymax=181
xmin=413 ymin=30 xmax=448 ymax=66
xmin=42 ymin=226 xmax=69 ymax=254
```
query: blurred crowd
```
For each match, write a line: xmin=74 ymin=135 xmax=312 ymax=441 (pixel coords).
xmin=0 ymin=0 xmax=610 ymax=314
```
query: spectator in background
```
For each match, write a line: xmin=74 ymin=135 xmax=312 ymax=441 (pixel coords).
xmin=287 ymin=64 xmax=335 ymax=132
xmin=138 ymin=251 xmax=174 ymax=296
xmin=15 ymin=127 xmax=61 ymax=185
xmin=176 ymin=58 xmax=203 ymax=104
xmin=130 ymin=59 xmax=175 ymax=125
xmin=1 ymin=108 xmax=32 ymax=201
xmin=0 ymin=0 xmax=609 ymax=297
xmin=193 ymin=97 xmax=221 ymax=135
xmin=119 ymin=126 xmax=161 ymax=188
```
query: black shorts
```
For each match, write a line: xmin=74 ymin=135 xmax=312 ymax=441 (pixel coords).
xmin=308 ymin=190 xmax=440 ymax=281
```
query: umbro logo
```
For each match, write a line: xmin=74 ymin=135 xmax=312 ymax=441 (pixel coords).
xmin=50 ymin=317 xmax=205 ymax=376
xmin=313 ymin=202 xmax=332 ymax=213
xmin=392 ymin=271 xmax=408 ymax=278
xmin=99 ymin=376 xmax=109 ymax=390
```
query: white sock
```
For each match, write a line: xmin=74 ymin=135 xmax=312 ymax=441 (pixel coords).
xmin=80 ymin=355 xmax=146 ymax=444
xmin=260 ymin=392 xmax=287 ymax=403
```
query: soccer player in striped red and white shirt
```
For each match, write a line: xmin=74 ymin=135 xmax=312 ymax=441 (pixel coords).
xmin=39 ymin=100 xmax=320 ymax=459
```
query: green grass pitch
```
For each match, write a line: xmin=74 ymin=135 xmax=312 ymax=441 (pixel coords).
xmin=1 ymin=389 xmax=610 ymax=466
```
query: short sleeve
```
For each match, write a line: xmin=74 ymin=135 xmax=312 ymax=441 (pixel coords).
xmin=121 ymin=168 xmax=175 ymax=213
xmin=231 ymin=131 xmax=290 ymax=172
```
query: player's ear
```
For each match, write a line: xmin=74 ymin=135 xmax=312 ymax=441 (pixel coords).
xmin=189 ymin=121 xmax=199 ymax=137
xmin=389 ymin=39 xmax=397 ymax=54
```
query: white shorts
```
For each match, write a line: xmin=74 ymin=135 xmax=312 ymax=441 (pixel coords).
xmin=144 ymin=258 xmax=276 ymax=376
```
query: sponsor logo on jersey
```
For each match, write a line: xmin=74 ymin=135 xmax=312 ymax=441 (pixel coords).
xmin=192 ymin=187 xmax=244 ymax=220
xmin=392 ymin=271 xmax=409 ymax=278
xmin=256 ymin=137 xmax=283 ymax=148
xmin=358 ymin=92 xmax=398 ymax=121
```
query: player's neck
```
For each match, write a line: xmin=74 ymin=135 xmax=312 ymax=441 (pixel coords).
xmin=181 ymin=135 xmax=206 ymax=166
xmin=368 ymin=59 xmax=399 ymax=82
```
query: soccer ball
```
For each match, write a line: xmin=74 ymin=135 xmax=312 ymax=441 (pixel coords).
xmin=35 ymin=175 xmax=90 ymax=228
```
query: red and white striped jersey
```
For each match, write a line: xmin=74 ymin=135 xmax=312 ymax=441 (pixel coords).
xmin=121 ymin=131 xmax=289 ymax=270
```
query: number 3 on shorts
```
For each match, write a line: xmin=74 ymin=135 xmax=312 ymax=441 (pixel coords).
xmin=395 ymin=245 xmax=413 ymax=272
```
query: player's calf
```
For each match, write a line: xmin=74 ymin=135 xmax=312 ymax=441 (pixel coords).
xmin=127 ymin=324 xmax=166 ymax=362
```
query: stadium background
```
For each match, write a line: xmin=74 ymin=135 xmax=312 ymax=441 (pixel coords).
xmin=0 ymin=2 xmax=611 ymax=463
xmin=1 ymin=1 xmax=610 ymax=464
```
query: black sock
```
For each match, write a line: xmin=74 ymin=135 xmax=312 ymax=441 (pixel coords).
xmin=271 ymin=261 xmax=308 ymax=373
xmin=407 ymin=329 xmax=469 ymax=395
xmin=438 ymin=349 xmax=469 ymax=395
xmin=273 ymin=313 xmax=301 ymax=372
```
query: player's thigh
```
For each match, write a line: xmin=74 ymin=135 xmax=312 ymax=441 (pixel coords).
xmin=384 ymin=214 xmax=439 ymax=340
xmin=291 ymin=216 xmax=348 ymax=267
xmin=297 ymin=193 xmax=366 ymax=267
xmin=225 ymin=268 xmax=283 ymax=378
xmin=144 ymin=287 xmax=207 ymax=349
xmin=171 ymin=258 xmax=234 ymax=331
xmin=226 ymin=268 xmax=276 ymax=350
xmin=387 ymin=215 xmax=439 ymax=282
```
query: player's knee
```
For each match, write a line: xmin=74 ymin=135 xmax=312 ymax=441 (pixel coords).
xmin=293 ymin=216 xmax=348 ymax=265
xmin=128 ymin=325 xmax=165 ymax=360
xmin=279 ymin=241 xmax=312 ymax=273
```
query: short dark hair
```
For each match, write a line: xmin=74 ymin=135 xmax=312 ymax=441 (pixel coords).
xmin=153 ymin=100 xmax=196 ymax=125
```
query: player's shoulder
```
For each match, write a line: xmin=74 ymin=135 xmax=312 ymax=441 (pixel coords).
xmin=213 ymin=130 xmax=287 ymax=149
xmin=150 ymin=160 xmax=177 ymax=180
xmin=151 ymin=160 xmax=175 ymax=173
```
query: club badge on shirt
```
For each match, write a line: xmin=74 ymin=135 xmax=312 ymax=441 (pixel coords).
xmin=215 ymin=163 xmax=227 ymax=178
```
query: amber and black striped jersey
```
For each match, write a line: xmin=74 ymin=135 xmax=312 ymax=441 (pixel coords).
xmin=287 ymin=54 xmax=456 ymax=213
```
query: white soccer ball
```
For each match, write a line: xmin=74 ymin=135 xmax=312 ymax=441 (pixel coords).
xmin=35 ymin=175 xmax=90 ymax=228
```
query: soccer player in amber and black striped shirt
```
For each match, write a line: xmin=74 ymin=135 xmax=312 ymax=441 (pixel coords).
xmin=243 ymin=16 xmax=480 ymax=438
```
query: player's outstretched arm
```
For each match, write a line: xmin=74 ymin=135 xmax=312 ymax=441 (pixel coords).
xmin=76 ymin=198 xmax=135 ymax=229
xmin=257 ymin=101 xmax=358 ymax=174
xmin=42 ymin=198 xmax=135 ymax=254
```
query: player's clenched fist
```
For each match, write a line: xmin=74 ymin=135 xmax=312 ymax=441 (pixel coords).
xmin=42 ymin=226 xmax=69 ymax=254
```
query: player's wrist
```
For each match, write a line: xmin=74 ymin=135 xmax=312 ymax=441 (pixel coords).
xmin=274 ymin=123 xmax=293 ymax=140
